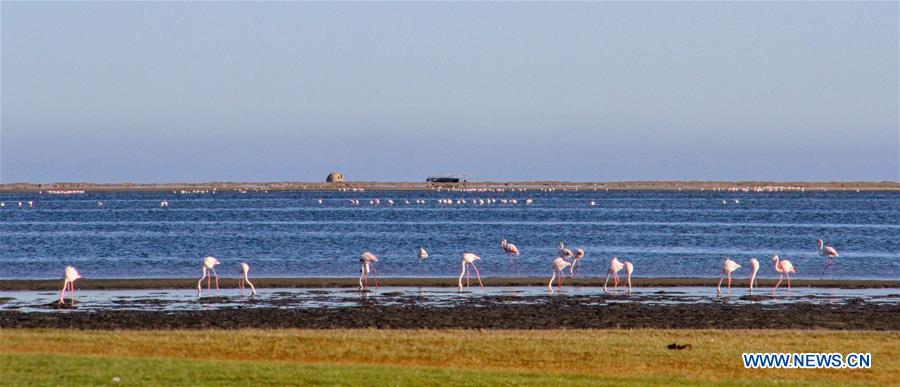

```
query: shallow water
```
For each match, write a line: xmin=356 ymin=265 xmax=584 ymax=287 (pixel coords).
xmin=3 ymin=286 xmax=897 ymax=313
xmin=1 ymin=190 xmax=898 ymax=279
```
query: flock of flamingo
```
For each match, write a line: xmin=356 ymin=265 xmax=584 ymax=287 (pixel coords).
xmin=56 ymin=238 xmax=841 ymax=305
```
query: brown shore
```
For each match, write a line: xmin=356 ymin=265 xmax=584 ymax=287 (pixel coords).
xmin=2 ymin=277 xmax=897 ymax=291
xmin=2 ymin=180 xmax=898 ymax=193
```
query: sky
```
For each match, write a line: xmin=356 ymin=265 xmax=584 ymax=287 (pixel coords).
xmin=1 ymin=2 xmax=897 ymax=183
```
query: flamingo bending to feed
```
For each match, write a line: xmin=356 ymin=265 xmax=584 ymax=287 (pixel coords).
xmin=238 ymin=262 xmax=256 ymax=296
xmin=197 ymin=256 xmax=220 ymax=297
xmin=748 ymin=258 xmax=760 ymax=294
xmin=458 ymin=252 xmax=484 ymax=291
xmin=772 ymin=255 xmax=796 ymax=294
xmin=359 ymin=252 xmax=379 ymax=290
xmin=59 ymin=266 xmax=82 ymax=304
xmin=717 ymin=258 xmax=741 ymax=295
xmin=569 ymin=248 xmax=585 ymax=277
xmin=548 ymin=256 xmax=572 ymax=292
xmin=817 ymin=239 xmax=839 ymax=278
xmin=604 ymin=257 xmax=628 ymax=293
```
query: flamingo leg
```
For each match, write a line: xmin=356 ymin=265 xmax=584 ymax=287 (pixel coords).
xmin=786 ymin=272 xmax=791 ymax=290
xmin=370 ymin=265 xmax=379 ymax=289
xmin=727 ymin=272 xmax=732 ymax=290
xmin=71 ymin=281 xmax=76 ymax=305
xmin=458 ymin=261 xmax=466 ymax=290
xmin=59 ymin=280 xmax=67 ymax=304
xmin=211 ymin=267 xmax=219 ymax=293
xmin=466 ymin=264 xmax=471 ymax=288
xmin=548 ymin=270 xmax=556 ymax=292
xmin=197 ymin=268 xmax=208 ymax=297
xmin=604 ymin=273 xmax=611 ymax=293
xmin=613 ymin=272 xmax=619 ymax=289
xmin=559 ymin=271 xmax=565 ymax=289
xmin=359 ymin=264 xmax=366 ymax=290
xmin=773 ymin=274 xmax=783 ymax=293
xmin=626 ymin=273 xmax=632 ymax=294
xmin=471 ymin=262 xmax=484 ymax=287
xmin=569 ymin=260 xmax=576 ymax=277
xmin=717 ymin=274 xmax=725 ymax=295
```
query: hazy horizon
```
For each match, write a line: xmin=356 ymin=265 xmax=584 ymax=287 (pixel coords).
xmin=2 ymin=2 xmax=898 ymax=183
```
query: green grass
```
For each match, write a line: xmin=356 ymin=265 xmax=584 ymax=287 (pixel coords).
xmin=1 ymin=329 xmax=896 ymax=386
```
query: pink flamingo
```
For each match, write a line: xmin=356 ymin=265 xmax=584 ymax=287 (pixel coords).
xmin=197 ymin=256 xmax=220 ymax=297
xmin=458 ymin=252 xmax=484 ymax=291
xmin=604 ymin=257 xmax=626 ymax=293
xmin=59 ymin=266 xmax=82 ymax=305
xmin=548 ymin=256 xmax=572 ymax=293
xmin=748 ymin=258 xmax=760 ymax=294
xmin=772 ymin=255 xmax=796 ymax=294
xmin=569 ymin=248 xmax=585 ymax=277
xmin=359 ymin=252 xmax=379 ymax=290
xmin=817 ymin=239 xmax=839 ymax=278
xmin=500 ymin=239 xmax=520 ymax=275
xmin=238 ymin=262 xmax=256 ymax=296
xmin=717 ymin=258 xmax=741 ymax=295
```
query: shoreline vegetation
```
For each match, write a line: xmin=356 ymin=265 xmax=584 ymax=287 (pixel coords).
xmin=1 ymin=277 xmax=897 ymax=291
xmin=1 ymin=180 xmax=899 ymax=193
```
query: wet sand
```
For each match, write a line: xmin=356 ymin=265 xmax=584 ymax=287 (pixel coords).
xmin=2 ymin=285 xmax=898 ymax=330
xmin=2 ymin=277 xmax=898 ymax=291
xmin=2 ymin=180 xmax=898 ymax=193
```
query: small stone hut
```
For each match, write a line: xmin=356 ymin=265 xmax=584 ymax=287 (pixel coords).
xmin=326 ymin=172 xmax=344 ymax=183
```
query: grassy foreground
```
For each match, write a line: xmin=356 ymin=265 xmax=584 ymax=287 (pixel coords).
xmin=1 ymin=329 xmax=897 ymax=386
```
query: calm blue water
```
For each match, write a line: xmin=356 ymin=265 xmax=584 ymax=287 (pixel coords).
xmin=1 ymin=190 xmax=897 ymax=280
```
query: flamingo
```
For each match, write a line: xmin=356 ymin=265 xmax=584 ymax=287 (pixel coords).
xmin=59 ymin=266 xmax=82 ymax=305
xmin=458 ymin=252 xmax=484 ymax=291
xmin=748 ymin=258 xmax=760 ymax=294
xmin=548 ymin=256 xmax=571 ymax=293
xmin=359 ymin=252 xmax=379 ymax=290
xmin=772 ymin=255 xmax=796 ymax=294
xmin=197 ymin=256 xmax=220 ymax=297
xmin=417 ymin=246 xmax=428 ymax=274
xmin=623 ymin=261 xmax=634 ymax=294
xmin=569 ymin=248 xmax=585 ymax=277
xmin=604 ymin=257 xmax=626 ymax=293
xmin=500 ymin=239 xmax=520 ymax=275
xmin=717 ymin=258 xmax=741 ymax=295
xmin=817 ymin=239 xmax=839 ymax=278
xmin=238 ymin=262 xmax=256 ymax=296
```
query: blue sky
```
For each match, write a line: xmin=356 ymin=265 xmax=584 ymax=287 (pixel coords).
xmin=2 ymin=2 xmax=897 ymax=183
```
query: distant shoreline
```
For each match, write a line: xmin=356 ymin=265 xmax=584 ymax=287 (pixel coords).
xmin=1 ymin=277 xmax=897 ymax=291
xmin=1 ymin=180 xmax=898 ymax=193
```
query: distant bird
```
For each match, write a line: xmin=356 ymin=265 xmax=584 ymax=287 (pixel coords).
xmin=589 ymin=201 xmax=596 ymax=207
xmin=417 ymin=246 xmax=429 ymax=262
xmin=748 ymin=258 xmax=760 ymax=294
xmin=525 ymin=198 xmax=533 ymax=205
xmin=28 ymin=201 xmax=33 ymax=208
xmin=59 ymin=266 xmax=82 ymax=305
xmin=604 ymin=257 xmax=626 ymax=293
xmin=623 ymin=261 xmax=634 ymax=294
xmin=17 ymin=201 xmax=23 ymax=208
xmin=458 ymin=252 xmax=484 ymax=291
xmin=548 ymin=256 xmax=572 ymax=293
xmin=160 ymin=200 xmax=169 ymax=208
xmin=238 ymin=262 xmax=256 ymax=296
xmin=0 ymin=202 xmax=5 ymax=208
xmin=772 ymin=255 xmax=796 ymax=294
xmin=359 ymin=252 xmax=379 ymax=290
xmin=197 ymin=256 xmax=220 ymax=297
xmin=500 ymin=239 xmax=521 ymax=276
xmin=817 ymin=239 xmax=839 ymax=278
xmin=318 ymin=199 xmax=323 ymax=205
xmin=569 ymin=248 xmax=585 ymax=277
xmin=717 ymin=258 xmax=741 ymax=295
